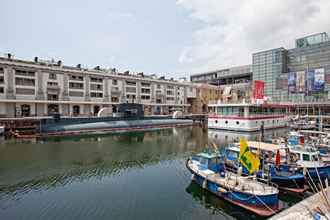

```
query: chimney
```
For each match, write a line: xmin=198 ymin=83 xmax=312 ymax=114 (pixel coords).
xmin=76 ymin=64 xmax=81 ymax=69
xmin=7 ymin=53 xmax=12 ymax=59
xmin=34 ymin=57 xmax=38 ymax=62
xmin=57 ymin=60 xmax=62 ymax=66
xmin=94 ymin=66 xmax=100 ymax=70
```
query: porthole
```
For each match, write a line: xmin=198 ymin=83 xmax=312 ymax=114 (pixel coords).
xmin=225 ymin=121 xmax=228 ymax=124
xmin=236 ymin=121 xmax=239 ymax=125
xmin=215 ymin=120 xmax=218 ymax=124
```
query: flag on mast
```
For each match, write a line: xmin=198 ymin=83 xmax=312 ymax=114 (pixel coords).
xmin=239 ymin=137 xmax=260 ymax=174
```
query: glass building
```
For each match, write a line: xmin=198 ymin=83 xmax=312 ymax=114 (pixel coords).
xmin=253 ymin=32 xmax=330 ymax=103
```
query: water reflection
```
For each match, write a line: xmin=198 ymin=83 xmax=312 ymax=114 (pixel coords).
xmin=0 ymin=126 xmax=299 ymax=220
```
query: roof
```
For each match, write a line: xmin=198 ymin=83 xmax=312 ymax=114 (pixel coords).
xmin=197 ymin=152 xmax=219 ymax=159
xmin=247 ymin=141 xmax=282 ymax=152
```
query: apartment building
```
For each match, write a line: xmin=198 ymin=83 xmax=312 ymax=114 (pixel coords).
xmin=0 ymin=55 xmax=197 ymax=118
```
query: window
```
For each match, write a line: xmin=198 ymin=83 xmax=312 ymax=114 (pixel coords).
xmin=0 ymin=76 xmax=4 ymax=84
xmin=112 ymin=79 xmax=118 ymax=85
xmin=69 ymin=82 xmax=84 ymax=89
xmin=302 ymin=154 xmax=310 ymax=161
xmin=69 ymin=75 xmax=83 ymax=81
xmin=126 ymin=87 xmax=136 ymax=93
xmin=236 ymin=121 xmax=239 ymax=125
xmin=141 ymin=88 xmax=151 ymax=94
xmin=166 ymin=97 xmax=175 ymax=101
xmin=126 ymin=81 xmax=136 ymax=86
xmin=90 ymin=77 xmax=103 ymax=83
xmin=69 ymin=91 xmax=84 ymax=97
xmin=15 ymin=78 xmax=35 ymax=86
xmin=0 ymin=87 xmax=4 ymax=93
xmin=16 ymin=88 xmax=35 ymax=95
xmin=49 ymin=73 xmax=57 ymax=80
xmin=15 ymin=69 xmax=35 ymax=77
xmin=157 ymin=84 xmax=161 ymax=89
xmin=47 ymin=82 xmax=58 ymax=86
xmin=215 ymin=120 xmax=218 ymax=124
xmin=225 ymin=121 xmax=228 ymax=124
xmin=90 ymin=84 xmax=103 ymax=91
xmin=141 ymin=82 xmax=150 ymax=87
xmin=111 ymin=96 xmax=119 ymax=102
xmin=91 ymin=92 xmax=103 ymax=98
xmin=141 ymin=95 xmax=150 ymax=100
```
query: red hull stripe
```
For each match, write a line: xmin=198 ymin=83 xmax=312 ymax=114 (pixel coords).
xmin=208 ymin=115 xmax=285 ymax=120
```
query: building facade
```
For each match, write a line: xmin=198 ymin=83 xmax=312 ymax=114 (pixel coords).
xmin=253 ymin=32 xmax=330 ymax=104
xmin=0 ymin=56 xmax=197 ymax=118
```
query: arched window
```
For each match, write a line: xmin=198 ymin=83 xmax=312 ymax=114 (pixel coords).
xmin=73 ymin=105 xmax=80 ymax=116
xmin=21 ymin=104 xmax=31 ymax=117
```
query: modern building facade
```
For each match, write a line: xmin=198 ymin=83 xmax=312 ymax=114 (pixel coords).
xmin=253 ymin=32 xmax=330 ymax=104
xmin=0 ymin=56 xmax=198 ymax=118
xmin=190 ymin=65 xmax=252 ymax=86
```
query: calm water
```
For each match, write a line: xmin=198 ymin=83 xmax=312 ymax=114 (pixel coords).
xmin=0 ymin=126 xmax=302 ymax=220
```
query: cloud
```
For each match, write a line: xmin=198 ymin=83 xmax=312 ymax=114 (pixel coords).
xmin=176 ymin=0 xmax=330 ymax=74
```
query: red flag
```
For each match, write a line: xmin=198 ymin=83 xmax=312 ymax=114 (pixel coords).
xmin=275 ymin=150 xmax=281 ymax=167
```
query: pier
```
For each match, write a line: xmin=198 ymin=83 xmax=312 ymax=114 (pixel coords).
xmin=270 ymin=188 xmax=330 ymax=220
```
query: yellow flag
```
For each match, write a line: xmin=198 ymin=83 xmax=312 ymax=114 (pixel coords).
xmin=239 ymin=137 xmax=260 ymax=174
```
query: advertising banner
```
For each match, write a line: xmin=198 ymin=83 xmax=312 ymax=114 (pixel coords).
xmin=296 ymin=71 xmax=305 ymax=93
xmin=314 ymin=68 xmax=325 ymax=91
xmin=306 ymin=70 xmax=314 ymax=93
xmin=288 ymin=72 xmax=296 ymax=93
xmin=253 ymin=80 xmax=264 ymax=99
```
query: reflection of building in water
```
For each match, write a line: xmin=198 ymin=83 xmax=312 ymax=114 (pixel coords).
xmin=208 ymin=128 xmax=289 ymax=146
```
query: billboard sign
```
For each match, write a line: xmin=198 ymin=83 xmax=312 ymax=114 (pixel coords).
xmin=306 ymin=70 xmax=314 ymax=93
xmin=296 ymin=71 xmax=305 ymax=93
xmin=288 ymin=72 xmax=296 ymax=93
xmin=253 ymin=80 xmax=264 ymax=99
xmin=314 ymin=68 xmax=325 ymax=91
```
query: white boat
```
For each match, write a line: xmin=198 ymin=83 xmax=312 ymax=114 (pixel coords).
xmin=0 ymin=125 xmax=4 ymax=135
xmin=208 ymin=103 xmax=289 ymax=132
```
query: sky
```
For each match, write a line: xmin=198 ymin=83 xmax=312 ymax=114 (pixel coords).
xmin=1 ymin=0 xmax=330 ymax=78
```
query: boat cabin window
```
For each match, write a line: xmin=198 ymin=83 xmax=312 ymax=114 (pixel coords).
xmin=209 ymin=158 xmax=219 ymax=165
xmin=302 ymin=154 xmax=310 ymax=161
xmin=200 ymin=157 xmax=208 ymax=165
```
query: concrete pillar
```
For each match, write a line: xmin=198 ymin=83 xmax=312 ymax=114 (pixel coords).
xmin=85 ymin=75 xmax=90 ymax=101
xmin=6 ymin=103 xmax=15 ymax=118
xmin=36 ymin=70 xmax=45 ymax=100
xmin=136 ymin=81 xmax=141 ymax=103
xmin=174 ymin=86 xmax=178 ymax=104
xmin=83 ymin=104 xmax=91 ymax=115
xmin=5 ymin=67 xmax=15 ymax=99
xmin=62 ymin=73 xmax=69 ymax=101
xmin=36 ymin=103 xmax=45 ymax=116
xmin=121 ymin=80 xmax=126 ymax=103
xmin=61 ymin=104 xmax=70 ymax=116
xmin=151 ymin=83 xmax=155 ymax=103
xmin=103 ymin=77 xmax=110 ymax=102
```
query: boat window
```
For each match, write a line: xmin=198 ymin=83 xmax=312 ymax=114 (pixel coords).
xmin=215 ymin=120 xmax=218 ymax=124
xmin=225 ymin=121 xmax=228 ymax=124
xmin=312 ymin=155 xmax=318 ymax=161
xmin=236 ymin=121 xmax=239 ymax=125
xmin=200 ymin=157 xmax=208 ymax=165
xmin=302 ymin=154 xmax=310 ymax=161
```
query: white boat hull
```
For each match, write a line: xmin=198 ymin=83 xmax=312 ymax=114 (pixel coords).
xmin=208 ymin=116 xmax=289 ymax=132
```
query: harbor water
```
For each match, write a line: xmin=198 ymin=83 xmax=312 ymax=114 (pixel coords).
xmin=0 ymin=126 xmax=302 ymax=220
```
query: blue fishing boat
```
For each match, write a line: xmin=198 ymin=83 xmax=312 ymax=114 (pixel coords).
xmin=186 ymin=152 xmax=280 ymax=216
xmin=288 ymin=145 xmax=330 ymax=183
xmin=224 ymin=143 xmax=306 ymax=193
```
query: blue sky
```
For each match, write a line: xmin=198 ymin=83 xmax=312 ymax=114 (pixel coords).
xmin=1 ymin=0 xmax=330 ymax=78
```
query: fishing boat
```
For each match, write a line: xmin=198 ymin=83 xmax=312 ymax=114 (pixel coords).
xmin=186 ymin=151 xmax=280 ymax=216
xmin=224 ymin=142 xmax=306 ymax=193
xmin=208 ymin=102 xmax=289 ymax=132
xmin=288 ymin=145 xmax=330 ymax=183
